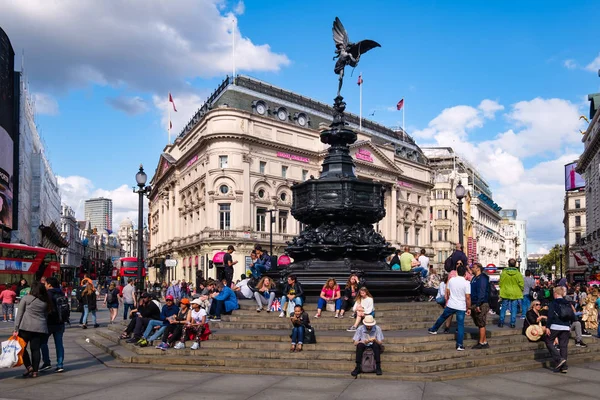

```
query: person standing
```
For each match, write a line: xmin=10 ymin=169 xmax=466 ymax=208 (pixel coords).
xmin=498 ymin=258 xmax=524 ymax=328
xmin=40 ymin=277 xmax=66 ymax=373
xmin=13 ymin=281 xmax=50 ymax=378
xmin=121 ymin=279 xmax=137 ymax=320
xmin=103 ymin=281 xmax=120 ymax=324
xmin=1 ymin=284 xmax=16 ymax=322
xmin=428 ymin=264 xmax=471 ymax=351
xmin=544 ymin=286 xmax=575 ymax=373
xmin=223 ymin=245 xmax=238 ymax=288
xmin=522 ymin=270 xmax=535 ymax=318
xmin=80 ymin=283 xmax=99 ymax=329
xmin=469 ymin=263 xmax=490 ymax=349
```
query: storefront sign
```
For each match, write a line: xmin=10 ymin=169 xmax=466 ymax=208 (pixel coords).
xmin=397 ymin=181 xmax=413 ymax=188
xmin=572 ymin=273 xmax=586 ymax=282
xmin=186 ymin=155 xmax=199 ymax=168
xmin=277 ymin=152 xmax=310 ymax=163
xmin=355 ymin=148 xmax=373 ymax=163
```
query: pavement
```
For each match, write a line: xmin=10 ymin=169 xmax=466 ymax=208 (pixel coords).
xmin=1 ymin=308 xmax=600 ymax=400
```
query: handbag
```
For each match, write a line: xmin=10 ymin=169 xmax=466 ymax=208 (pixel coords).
xmin=326 ymin=303 xmax=335 ymax=313
xmin=303 ymin=325 xmax=317 ymax=344
xmin=0 ymin=336 xmax=25 ymax=368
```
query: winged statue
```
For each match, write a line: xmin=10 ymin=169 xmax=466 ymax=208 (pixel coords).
xmin=332 ymin=17 xmax=381 ymax=97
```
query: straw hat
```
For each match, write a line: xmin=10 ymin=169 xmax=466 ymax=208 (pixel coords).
xmin=525 ymin=324 xmax=544 ymax=341
xmin=363 ymin=315 xmax=376 ymax=326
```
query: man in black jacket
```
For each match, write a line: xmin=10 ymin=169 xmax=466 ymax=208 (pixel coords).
xmin=544 ymin=286 xmax=574 ymax=373
xmin=124 ymin=293 xmax=161 ymax=343
xmin=40 ymin=277 xmax=66 ymax=373
xmin=450 ymin=243 xmax=468 ymax=269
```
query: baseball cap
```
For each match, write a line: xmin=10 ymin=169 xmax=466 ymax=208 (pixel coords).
xmin=165 ymin=295 xmax=174 ymax=301
xmin=180 ymin=298 xmax=191 ymax=305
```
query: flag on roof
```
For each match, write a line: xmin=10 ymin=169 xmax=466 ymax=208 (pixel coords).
xmin=397 ymin=98 xmax=404 ymax=110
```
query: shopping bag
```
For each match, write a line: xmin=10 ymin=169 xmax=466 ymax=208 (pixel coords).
xmin=270 ymin=299 xmax=281 ymax=312
xmin=0 ymin=337 xmax=24 ymax=368
xmin=304 ymin=325 xmax=317 ymax=344
xmin=286 ymin=300 xmax=296 ymax=317
xmin=326 ymin=303 xmax=335 ymax=313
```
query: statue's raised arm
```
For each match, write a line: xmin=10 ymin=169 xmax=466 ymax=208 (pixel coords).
xmin=332 ymin=17 xmax=381 ymax=97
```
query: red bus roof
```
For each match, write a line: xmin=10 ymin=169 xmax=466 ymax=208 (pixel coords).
xmin=120 ymin=257 xmax=140 ymax=262
xmin=0 ymin=243 xmax=57 ymax=253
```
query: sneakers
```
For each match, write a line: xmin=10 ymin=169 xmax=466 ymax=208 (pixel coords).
xmin=314 ymin=314 xmax=321 ymax=319
xmin=191 ymin=342 xmax=200 ymax=350
xmin=174 ymin=342 xmax=185 ymax=350
xmin=456 ymin=345 xmax=465 ymax=351
xmin=208 ymin=317 xmax=221 ymax=322
xmin=576 ymin=341 xmax=588 ymax=348
xmin=351 ymin=365 xmax=361 ymax=377
xmin=427 ymin=329 xmax=437 ymax=335
xmin=136 ymin=338 xmax=148 ymax=347
xmin=510 ymin=324 xmax=516 ymax=329
xmin=256 ymin=308 xmax=262 ymax=312
xmin=582 ymin=331 xmax=592 ymax=338
xmin=375 ymin=365 xmax=382 ymax=376
xmin=553 ymin=359 xmax=567 ymax=372
xmin=39 ymin=364 xmax=52 ymax=372
xmin=560 ymin=364 xmax=568 ymax=374
xmin=155 ymin=342 xmax=169 ymax=351
xmin=279 ymin=312 xmax=285 ymax=318
xmin=497 ymin=323 xmax=504 ymax=328
xmin=443 ymin=328 xmax=450 ymax=334
xmin=347 ymin=326 xmax=357 ymax=332
xmin=471 ymin=342 xmax=490 ymax=349
xmin=55 ymin=367 xmax=64 ymax=373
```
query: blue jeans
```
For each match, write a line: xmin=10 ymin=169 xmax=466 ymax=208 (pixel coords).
xmin=430 ymin=307 xmax=466 ymax=347
xmin=83 ymin=305 xmax=97 ymax=325
xmin=521 ymin=296 xmax=531 ymax=316
xmin=124 ymin=303 xmax=134 ymax=320
xmin=143 ymin=319 xmax=164 ymax=339
xmin=41 ymin=326 xmax=65 ymax=368
xmin=500 ymin=299 xmax=519 ymax=325
xmin=412 ymin=267 xmax=428 ymax=279
xmin=317 ymin=298 xmax=342 ymax=311
xmin=291 ymin=326 xmax=305 ymax=344
xmin=250 ymin=263 xmax=268 ymax=279
xmin=281 ymin=296 xmax=303 ymax=314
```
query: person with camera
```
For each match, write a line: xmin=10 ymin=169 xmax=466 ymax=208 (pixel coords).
xmin=351 ymin=315 xmax=384 ymax=377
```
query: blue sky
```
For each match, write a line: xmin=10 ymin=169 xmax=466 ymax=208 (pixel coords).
xmin=2 ymin=0 xmax=599 ymax=251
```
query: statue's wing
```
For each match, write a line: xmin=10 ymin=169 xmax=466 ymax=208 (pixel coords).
xmin=332 ymin=17 xmax=349 ymax=48
xmin=349 ymin=40 xmax=381 ymax=59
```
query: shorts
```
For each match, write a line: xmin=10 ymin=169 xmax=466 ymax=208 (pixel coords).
xmin=107 ymin=302 xmax=119 ymax=309
xmin=471 ymin=303 xmax=489 ymax=328
xmin=2 ymin=303 xmax=14 ymax=316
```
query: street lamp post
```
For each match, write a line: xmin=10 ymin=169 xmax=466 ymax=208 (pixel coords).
xmin=455 ymin=180 xmax=466 ymax=248
xmin=559 ymin=246 xmax=563 ymax=278
xmin=133 ymin=165 xmax=152 ymax=295
xmin=517 ymin=257 xmax=522 ymax=269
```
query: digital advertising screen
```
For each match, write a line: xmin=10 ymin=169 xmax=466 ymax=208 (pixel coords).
xmin=565 ymin=162 xmax=585 ymax=191
xmin=0 ymin=27 xmax=15 ymax=230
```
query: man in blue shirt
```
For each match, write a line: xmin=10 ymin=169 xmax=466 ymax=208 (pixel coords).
xmin=470 ymin=262 xmax=490 ymax=349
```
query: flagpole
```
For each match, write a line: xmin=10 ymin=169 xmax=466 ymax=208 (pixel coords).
xmin=232 ymin=18 xmax=236 ymax=85
xmin=168 ymin=92 xmax=171 ymax=145
xmin=402 ymin=99 xmax=405 ymax=133
xmin=359 ymin=72 xmax=362 ymax=131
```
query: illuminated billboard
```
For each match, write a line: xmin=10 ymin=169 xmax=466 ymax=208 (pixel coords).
xmin=0 ymin=27 xmax=15 ymax=230
xmin=565 ymin=162 xmax=585 ymax=191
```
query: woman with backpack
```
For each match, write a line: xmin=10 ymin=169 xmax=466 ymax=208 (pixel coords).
xmin=81 ymin=283 xmax=99 ymax=329
xmin=544 ymin=286 xmax=575 ymax=373
xmin=13 ymin=281 xmax=50 ymax=378
xmin=103 ymin=281 xmax=120 ymax=324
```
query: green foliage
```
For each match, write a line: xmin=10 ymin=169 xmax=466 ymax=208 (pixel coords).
xmin=538 ymin=245 xmax=566 ymax=274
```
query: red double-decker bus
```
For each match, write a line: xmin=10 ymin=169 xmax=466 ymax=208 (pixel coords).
xmin=0 ymin=243 xmax=61 ymax=291
xmin=112 ymin=257 xmax=146 ymax=286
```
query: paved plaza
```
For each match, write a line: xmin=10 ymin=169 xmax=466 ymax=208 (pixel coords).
xmin=1 ymin=308 xmax=599 ymax=400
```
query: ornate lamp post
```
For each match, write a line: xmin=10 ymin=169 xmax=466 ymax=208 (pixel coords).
xmin=517 ymin=256 xmax=522 ymax=269
xmin=133 ymin=165 xmax=151 ymax=294
xmin=455 ymin=180 xmax=466 ymax=248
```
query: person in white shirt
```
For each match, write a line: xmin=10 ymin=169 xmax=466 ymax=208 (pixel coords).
xmin=233 ymin=275 xmax=254 ymax=300
xmin=428 ymin=265 xmax=471 ymax=351
xmin=182 ymin=298 xmax=208 ymax=350
xmin=347 ymin=287 xmax=375 ymax=332
xmin=412 ymin=249 xmax=429 ymax=279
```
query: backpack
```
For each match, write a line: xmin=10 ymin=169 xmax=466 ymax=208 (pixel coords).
xmin=556 ymin=302 xmax=575 ymax=322
xmin=361 ymin=347 xmax=376 ymax=373
xmin=263 ymin=255 xmax=272 ymax=271
xmin=54 ymin=293 xmax=71 ymax=325
xmin=106 ymin=289 xmax=115 ymax=304
xmin=444 ymin=256 xmax=453 ymax=273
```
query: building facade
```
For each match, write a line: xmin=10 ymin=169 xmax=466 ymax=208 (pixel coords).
xmin=499 ymin=209 xmax=528 ymax=273
xmin=576 ymin=93 xmax=600 ymax=263
xmin=117 ymin=218 xmax=149 ymax=259
xmin=59 ymin=204 xmax=82 ymax=282
xmin=84 ymin=197 xmax=113 ymax=232
xmin=11 ymin=72 xmax=65 ymax=251
xmin=148 ymin=76 xmax=433 ymax=283
xmin=564 ymin=190 xmax=587 ymax=280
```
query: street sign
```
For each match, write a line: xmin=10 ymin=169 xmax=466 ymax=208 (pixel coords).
xmin=165 ymin=259 xmax=177 ymax=268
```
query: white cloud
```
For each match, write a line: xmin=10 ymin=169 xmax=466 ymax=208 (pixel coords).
xmin=563 ymin=59 xmax=577 ymax=70
xmin=415 ymin=97 xmax=585 ymax=251
xmin=152 ymin=92 xmax=206 ymax=140
xmin=2 ymin=0 xmax=290 ymax=94
xmin=57 ymin=175 xmax=147 ymax=228
xmin=32 ymin=92 xmax=59 ymax=116
xmin=106 ymin=96 xmax=149 ymax=115
xmin=234 ymin=1 xmax=245 ymax=15
xmin=584 ymin=53 xmax=600 ymax=72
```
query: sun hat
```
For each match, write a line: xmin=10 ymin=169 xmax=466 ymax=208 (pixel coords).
xmin=525 ymin=324 xmax=544 ymax=341
xmin=180 ymin=298 xmax=191 ymax=305
xmin=363 ymin=315 xmax=376 ymax=326
xmin=191 ymin=298 xmax=203 ymax=306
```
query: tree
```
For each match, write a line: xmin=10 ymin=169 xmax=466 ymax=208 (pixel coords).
xmin=538 ymin=245 xmax=566 ymax=276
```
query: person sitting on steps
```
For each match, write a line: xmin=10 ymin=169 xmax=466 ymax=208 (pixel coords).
xmin=254 ymin=276 xmax=276 ymax=312
xmin=155 ymin=298 xmax=192 ymax=350
xmin=351 ymin=315 xmax=383 ymax=376
xmin=279 ymin=275 xmax=304 ymax=318
xmin=290 ymin=304 xmax=310 ymax=352
xmin=347 ymin=287 xmax=375 ymax=332
xmin=340 ymin=274 xmax=361 ymax=318
xmin=315 ymin=278 xmax=342 ymax=318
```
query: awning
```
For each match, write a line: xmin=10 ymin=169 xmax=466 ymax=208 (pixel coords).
xmin=278 ymin=255 xmax=292 ymax=266
xmin=213 ymin=251 xmax=226 ymax=264
xmin=188 ymin=256 xmax=193 ymax=268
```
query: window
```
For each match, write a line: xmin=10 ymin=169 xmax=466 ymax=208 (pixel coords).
xmin=256 ymin=208 xmax=267 ymax=232
xmin=302 ymin=169 xmax=308 ymax=181
xmin=219 ymin=204 xmax=231 ymax=230
xmin=443 ymin=191 xmax=448 ymax=199
xmin=444 ymin=210 xmax=448 ymax=219
xmin=444 ymin=230 xmax=448 ymax=241
xmin=437 ymin=251 xmax=443 ymax=263
xmin=281 ymin=166 xmax=288 ymax=178
xmin=404 ymin=228 xmax=410 ymax=244
xmin=280 ymin=192 xmax=287 ymax=202
xmin=258 ymin=189 xmax=265 ymax=198
xmin=437 ymin=210 xmax=442 ymax=219
xmin=259 ymin=161 xmax=266 ymax=174
xmin=219 ymin=185 xmax=229 ymax=194
xmin=436 ymin=191 xmax=443 ymax=199
xmin=279 ymin=211 xmax=288 ymax=233
xmin=219 ymin=155 xmax=228 ymax=169
xmin=415 ymin=228 xmax=420 ymax=246
xmin=417 ymin=195 xmax=421 ymax=205
xmin=575 ymin=199 xmax=581 ymax=209
xmin=575 ymin=232 xmax=582 ymax=244
xmin=575 ymin=216 xmax=581 ymax=227
xmin=438 ymin=230 xmax=442 ymax=241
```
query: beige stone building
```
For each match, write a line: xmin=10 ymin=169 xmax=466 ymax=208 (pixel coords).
xmin=564 ymin=189 xmax=587 ymax=280
xmin=147 ymin=76 xmax=433 ymax=283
